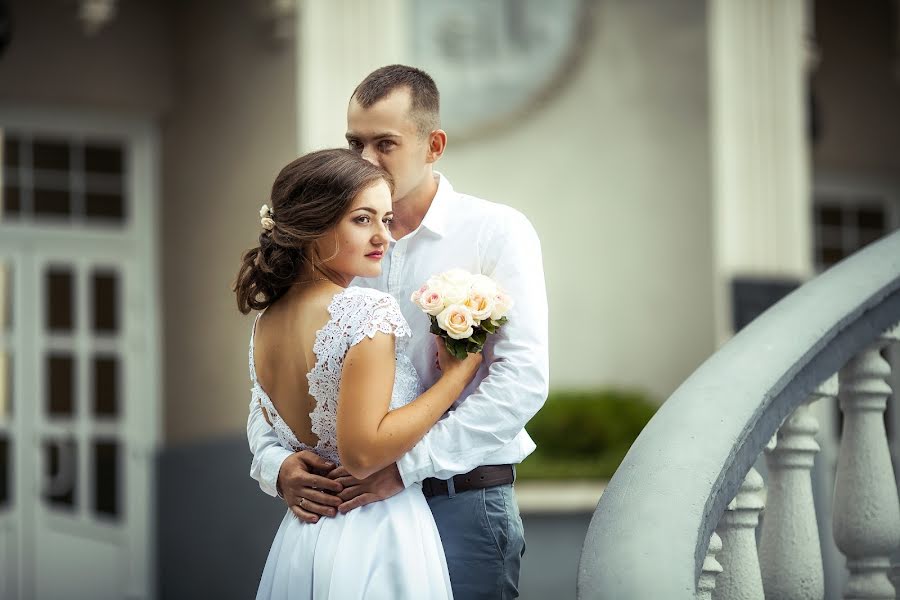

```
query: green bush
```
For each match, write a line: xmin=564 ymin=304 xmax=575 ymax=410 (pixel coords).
xmin=516 ymin=389 xmax=658 ymax=481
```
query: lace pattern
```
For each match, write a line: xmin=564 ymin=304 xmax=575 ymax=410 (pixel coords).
xmin=249 ymin=287 xmax=422 ymax=465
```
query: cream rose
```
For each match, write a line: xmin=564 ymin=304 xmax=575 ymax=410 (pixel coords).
xmin=490 ymin=292 xmax=513 ymax=321
xmin=417 ymin=287 xmax=445 ymax=316
xmin=469 ymin=274 xmax=499 ymax=298
xmin=436 ymin=269 xmax=472 ymax=304
xmin=436 ymin=303 xmax=475 ymax=340
xmin=439 ymin=268 xmax=473 ymax=288
xmin=464 ymin=291 xmax=494 ymax=321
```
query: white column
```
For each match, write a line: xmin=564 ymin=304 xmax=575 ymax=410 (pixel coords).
xmin=758 ymin=390 xmax=826 ymax=600
xmin=833 ymin=325 xmax=900 ymax=599
xmin=295 ymin=0 xmax=409 ymax=153
xmin=708 ymin=0 xmax=814 ymax=343
xmin=699 ymin=532 xmax=724 ymax=600
xmin=713 ymin=468 xmax=765 ymax=600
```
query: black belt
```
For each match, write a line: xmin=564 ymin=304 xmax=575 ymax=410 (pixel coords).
xmin=421 ymin=464 xmax=515 ymax=498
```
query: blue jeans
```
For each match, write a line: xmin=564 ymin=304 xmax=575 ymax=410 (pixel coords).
xmin=427 ymin=483 xmax=526 ymax=599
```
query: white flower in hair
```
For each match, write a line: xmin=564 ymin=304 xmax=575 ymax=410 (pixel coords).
xmin=259 ymin=204 xmax=275 ymax=230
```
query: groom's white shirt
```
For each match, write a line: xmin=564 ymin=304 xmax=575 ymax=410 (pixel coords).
xmin=247 ymin=173 xmax=549 ymax=493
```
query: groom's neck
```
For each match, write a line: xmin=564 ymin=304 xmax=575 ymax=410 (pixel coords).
xmin=391 ymin=173 xmax=439 ymax=239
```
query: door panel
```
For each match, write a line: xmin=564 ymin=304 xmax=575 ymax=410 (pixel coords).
xmin=32 ymin=252 xmax=132 ymax=599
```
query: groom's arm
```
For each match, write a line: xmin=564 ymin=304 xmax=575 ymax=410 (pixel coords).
xmin=247 ymin=397 xmax=293 ymax=497
xmin=397 ymin=208 xmax=549 ymax=486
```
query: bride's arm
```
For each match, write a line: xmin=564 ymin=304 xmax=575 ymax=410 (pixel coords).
xmin=337 ymin=333 xmax=480 ymax=480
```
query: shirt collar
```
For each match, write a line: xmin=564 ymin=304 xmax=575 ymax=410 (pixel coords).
xmin=417 ymin=172 xmax=453 ymax=238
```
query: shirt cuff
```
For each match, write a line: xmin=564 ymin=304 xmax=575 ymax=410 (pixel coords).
xmin=396 ymin=448 xmax=435 ymax=488
xmin=257 ymin=447 xmax=294 ymax=498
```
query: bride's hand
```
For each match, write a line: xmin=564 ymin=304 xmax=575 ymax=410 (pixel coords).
xmin=435 ymin=338 xmax=483 ymax=382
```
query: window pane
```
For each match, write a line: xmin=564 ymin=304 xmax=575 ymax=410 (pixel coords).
xmin=85 ymin=191 xmax=125 ymax=222
xmin=92 ymin=272 xmax=118 ymax=333
xmin=819 ymin=246 xmax=844 ymax=267
xmin=32 ymin=139 xmax=69 ymax=171
xmin=2 ymin=183 xmax=19 ymax=217
xmin=858 ymin=229 xmax=884 ymax=248
xmin=94 ymin=440 xmax=119 ymax=518
xmin=3 ymin=136 xmax=19 ymax=168
xmin=46 ymin=268 xmax=74 ymax=332
xmin=0 ymin=436 xmax=8 ymax=508
xmin=47 ymin=354 xmax=74 ymax=417
xmin=34 ymin=188 xmax=71 ymax=217
xmin=857 ymin=208 xmax=885 ymax=231
xmin=0 ymin=352 xmax=10 ymax=419
xmin=43 ymin=438 xmax=76 ymax=508
xmin=85 ymin=145 xmax=123 ymax=175
xmin=93 ymin=356 xmax=118 ymax=417
xmin=816 ymin=206 xmax=843 ymax=227
xmin=0 ymin=261 xmax=11 ymax=332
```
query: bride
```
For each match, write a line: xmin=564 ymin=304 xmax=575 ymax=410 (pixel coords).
xmin=233 ymin=148 xmax=480 ymax=599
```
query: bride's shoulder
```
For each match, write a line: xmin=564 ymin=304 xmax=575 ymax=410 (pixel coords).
xmin=326 ymin=287 xmax=394 ymax=322
xmin=332 ymin=286 xmax=397 ymax=310
xmin=330 ymin=287 xmax=410 ymax=342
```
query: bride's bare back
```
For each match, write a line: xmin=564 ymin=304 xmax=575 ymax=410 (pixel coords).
xmin=252 ymin=285 xmax=337 ymax=448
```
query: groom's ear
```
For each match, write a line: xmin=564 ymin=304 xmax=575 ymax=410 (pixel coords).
xmin=425 ymin=130 xmax=447 ymax=164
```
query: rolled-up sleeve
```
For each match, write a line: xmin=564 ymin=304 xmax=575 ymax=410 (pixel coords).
xmin=396 ymin=210 xmax=549 ymax=486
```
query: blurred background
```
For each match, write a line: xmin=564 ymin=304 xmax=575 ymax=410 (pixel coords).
xmin=0 ymin=0 xmax=897 ymax=598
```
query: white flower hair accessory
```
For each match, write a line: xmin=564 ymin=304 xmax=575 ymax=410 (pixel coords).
xmin=259 ymin=204 xmax=275 ymax=231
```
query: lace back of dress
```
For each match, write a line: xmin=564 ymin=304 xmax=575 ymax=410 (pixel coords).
xmin=250 ymin=288 xmax=419 ymax=466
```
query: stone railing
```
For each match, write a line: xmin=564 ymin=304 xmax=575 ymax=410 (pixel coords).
xmin=577 ymin=230 xmax=900 ymax=599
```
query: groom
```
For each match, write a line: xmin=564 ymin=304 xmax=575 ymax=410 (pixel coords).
xmin=247 ymin=64 xmax=549 ymax=599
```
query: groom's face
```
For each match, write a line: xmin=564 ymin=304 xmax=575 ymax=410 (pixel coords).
xmin=346 ymin=88 xmax=431 ymax=203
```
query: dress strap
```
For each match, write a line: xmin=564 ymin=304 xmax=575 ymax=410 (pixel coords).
xmin=248 ymin=311 xmax=264 ymax=383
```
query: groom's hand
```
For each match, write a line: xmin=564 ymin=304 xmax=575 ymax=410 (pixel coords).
xmin=278 ymin=451 xmax=344 ymax=523
xmin=332 ymin=463 xmax=404 ymax=513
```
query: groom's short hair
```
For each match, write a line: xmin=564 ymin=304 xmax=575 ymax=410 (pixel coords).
xmin=352 ymin=65 xmax=440 ymax=137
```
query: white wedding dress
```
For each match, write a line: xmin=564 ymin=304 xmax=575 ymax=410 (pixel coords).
xmin=251 ymin=287 xmax=453 ymax=600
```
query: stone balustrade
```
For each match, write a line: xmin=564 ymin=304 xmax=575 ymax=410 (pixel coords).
xmin=577 ymin=231 xmax=900 ymax=599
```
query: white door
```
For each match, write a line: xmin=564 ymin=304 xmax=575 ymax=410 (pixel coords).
xmin=0 ymin=115 xmax=160 ymax=600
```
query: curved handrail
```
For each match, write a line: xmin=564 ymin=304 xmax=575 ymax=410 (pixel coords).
xmin=577 ymin=230 xmax=900 ymax=599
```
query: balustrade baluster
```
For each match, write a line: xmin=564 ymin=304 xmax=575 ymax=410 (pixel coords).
xmin=833 ymin=325 xmax=900 ymax=599
xmin=713 ymin=468 xmax=765 ymax=599
xmin=758 ymin=378 xmax=831 ymax=600
xmin=699 ymin=532 xmax=724 ymax=600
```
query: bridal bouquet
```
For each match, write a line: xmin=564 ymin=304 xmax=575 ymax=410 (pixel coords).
xmin=411 ymin=268 xmax=513 ymax=359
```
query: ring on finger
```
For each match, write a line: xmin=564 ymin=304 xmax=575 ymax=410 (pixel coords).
xmin=298 ymin=497 xmax=305 ymax=507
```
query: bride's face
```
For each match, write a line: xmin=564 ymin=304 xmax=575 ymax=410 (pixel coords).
xmin=317 ymin=179 xmax=393 ymax=281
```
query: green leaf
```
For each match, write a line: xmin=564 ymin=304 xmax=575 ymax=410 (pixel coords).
xmin=448 ymin=338 xmax=468 ymax=360
xmin=471 ymin=329 xmax=487 ymax=346
xmin=480 ymin=320 xmax=497 ymax=334
xmin=430 ymin=316 xmax=442 ymax=335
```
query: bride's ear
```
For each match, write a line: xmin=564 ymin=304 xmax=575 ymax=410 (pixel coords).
xmin=426 ymin=130 xmax=447 ymax=164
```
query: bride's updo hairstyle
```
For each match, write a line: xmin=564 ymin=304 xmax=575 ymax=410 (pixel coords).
xmin=234 ymin=149 xmax=391 ymax=314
